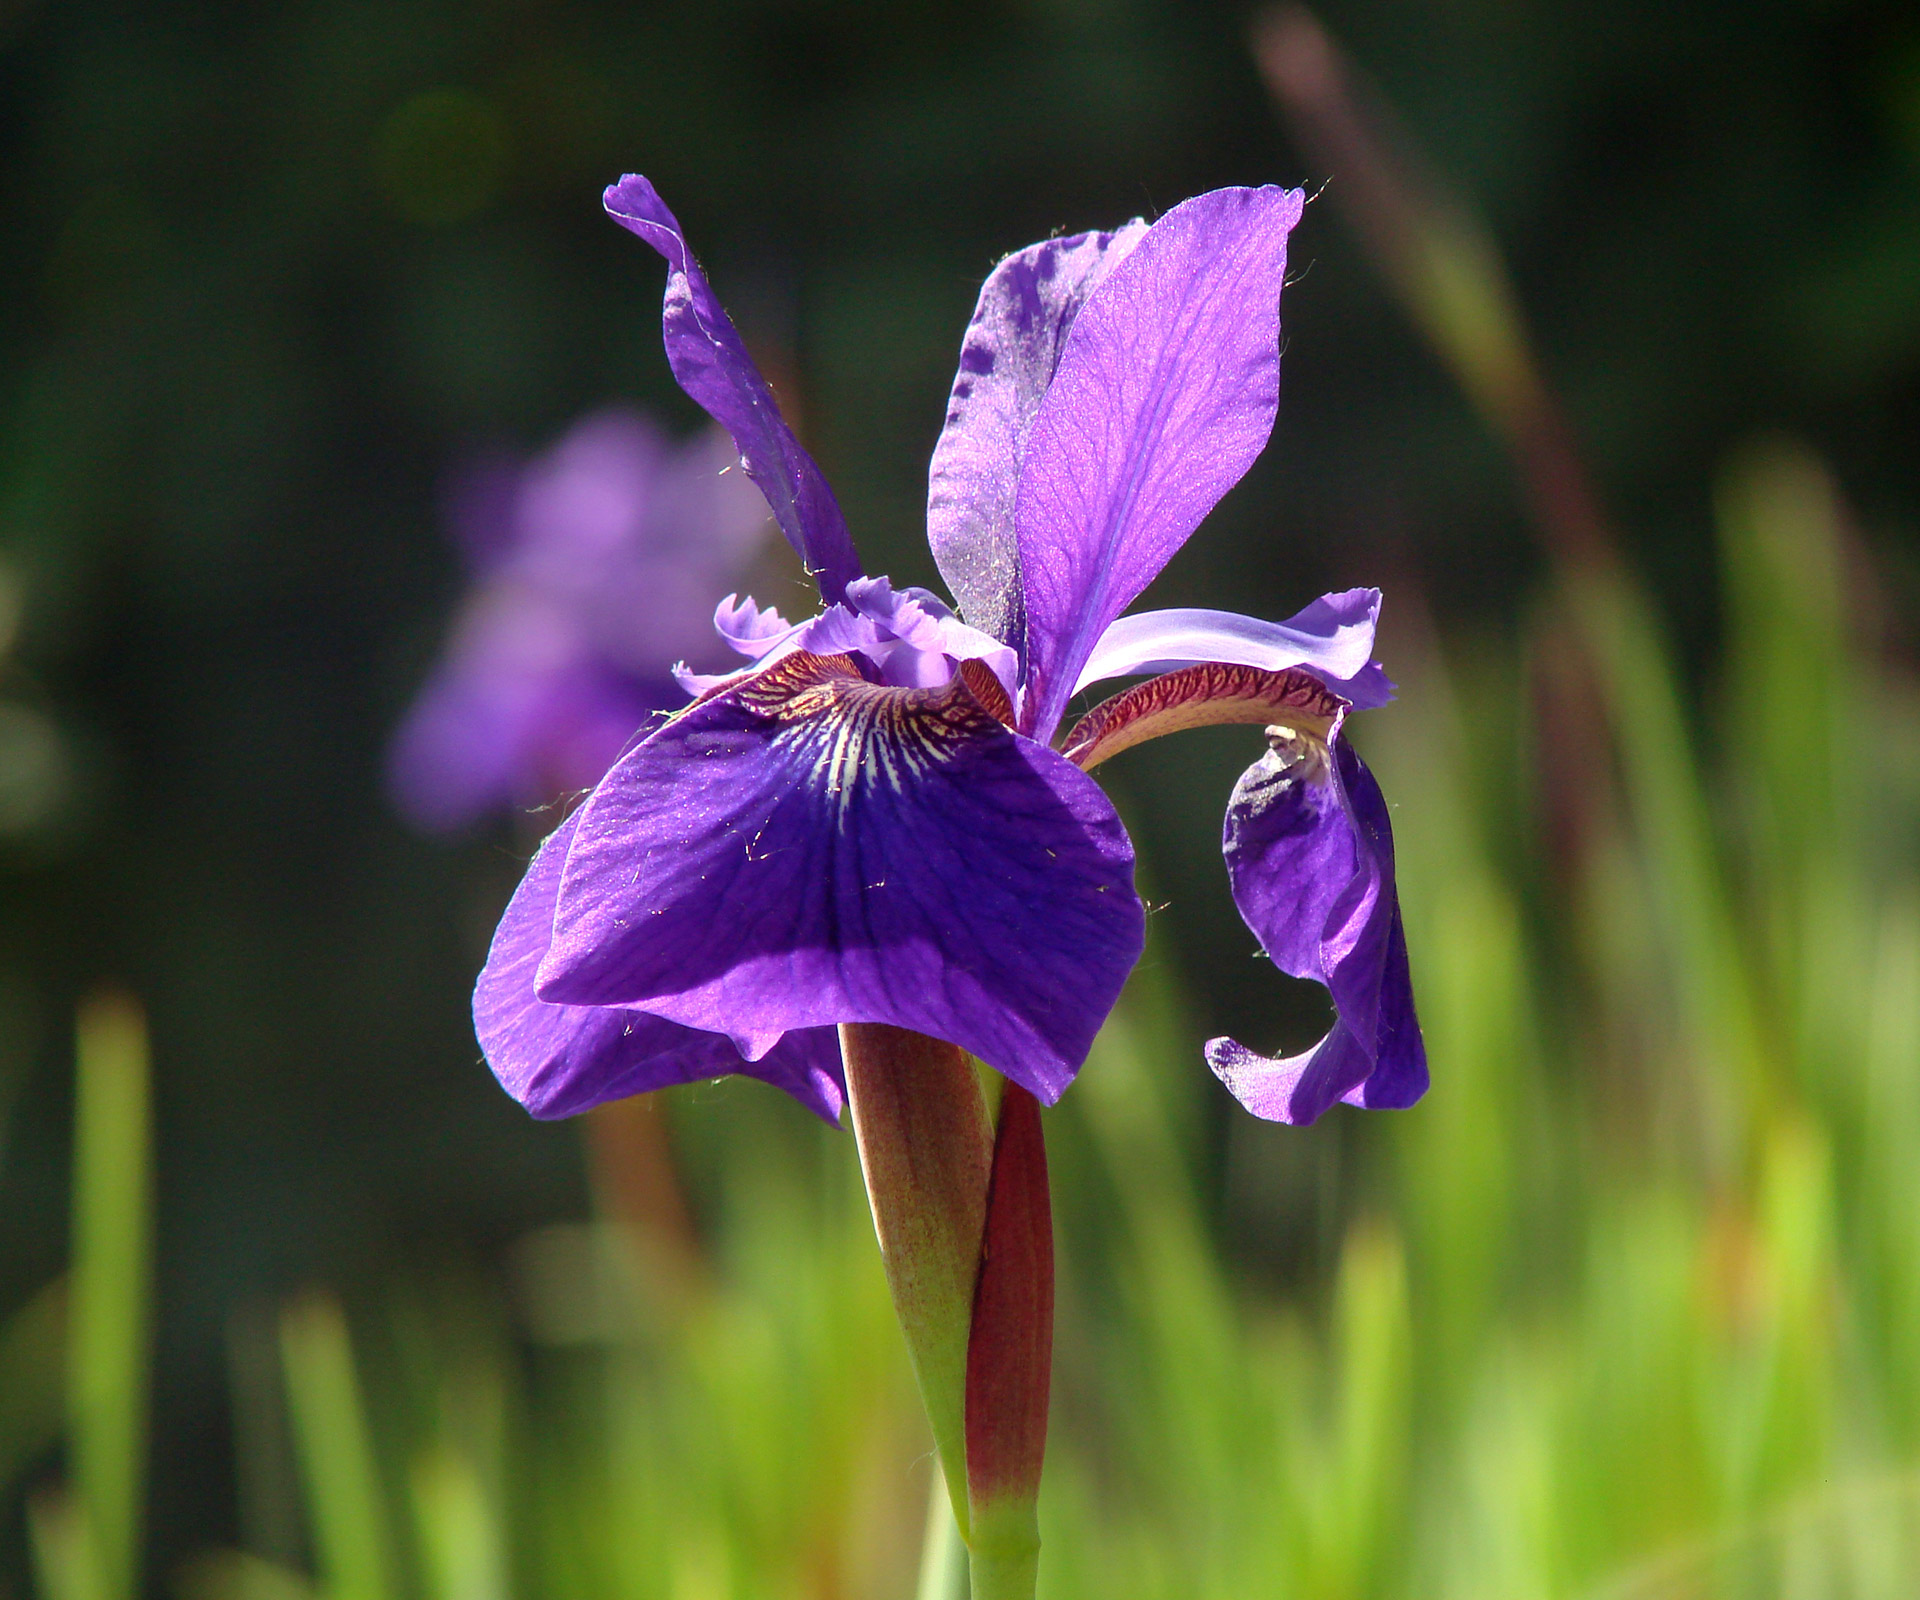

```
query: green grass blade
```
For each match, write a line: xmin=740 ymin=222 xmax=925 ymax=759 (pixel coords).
xmin=279 ymin=1293 xmax=396 ymax=1600
xmin=66 ymin=991 xmax=153 ymax=1600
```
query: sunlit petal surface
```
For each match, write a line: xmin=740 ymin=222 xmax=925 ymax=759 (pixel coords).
xmin=474 ymin=810 xmax=846 ymax=1122
xmin=1075 ymin=589 xmax=1392 ymax=708
xmin=1014 ymin=186 xmax=1305 ymax=740
xmin=537 ymin=651 xmax=1143 ymax=1101
xmin=928 ymin=221 xmax=1149 ymax=651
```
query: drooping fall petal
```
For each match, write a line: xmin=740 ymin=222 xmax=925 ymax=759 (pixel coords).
xmin=537 ymin=651 xmax=1145 ymax=1102
xmin=1205 ymin=734 xmax=1425 ymax=1123
xmin=474 ymin=810 xmax=846 ymax=1122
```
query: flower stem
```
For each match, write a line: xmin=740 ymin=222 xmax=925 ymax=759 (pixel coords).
xmin=840 ymin=1023 xmax=994 ymax=1536
xmin=965 ymin=1542 xmax=1038 ymax=1600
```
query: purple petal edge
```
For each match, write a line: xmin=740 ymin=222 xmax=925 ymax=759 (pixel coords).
xmin=474 ymin=809 xmax=846 ymax=1124
xmin=604 ymin=175 xmax=863 ymax=604
xmin=927 ymin=221 xmax=1150 ymax=653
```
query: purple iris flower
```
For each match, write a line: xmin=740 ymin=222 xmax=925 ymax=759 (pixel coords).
xmin=389 ymin=407 xmax=774 ymax=832
xmin=475 ymin=175 xmax=1426 ymax=1132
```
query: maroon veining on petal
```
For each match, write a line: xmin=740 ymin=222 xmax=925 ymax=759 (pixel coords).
xmin=1059 ymin=660 xmax=1347 ymax=771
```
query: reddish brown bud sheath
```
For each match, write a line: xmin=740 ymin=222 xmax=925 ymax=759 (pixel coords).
xmin=963 ymin=1081 xmax=1053 ymax=1592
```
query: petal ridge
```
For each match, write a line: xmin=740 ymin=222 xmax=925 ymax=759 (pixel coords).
xmin=1061 ymin=661 xmax=1346 ymax=771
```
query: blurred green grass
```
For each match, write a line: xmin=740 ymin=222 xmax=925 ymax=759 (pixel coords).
xmin=7 ymin=435 xmax=1919 ymax=1598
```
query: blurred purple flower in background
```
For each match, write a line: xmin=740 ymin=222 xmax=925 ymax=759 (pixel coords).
xmin=389 ymin=407 xmax=775 ymax=832
xmin=473 ymin=175 xmax=1426 ymax=1131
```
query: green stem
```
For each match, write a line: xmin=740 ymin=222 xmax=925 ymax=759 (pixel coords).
xmin=966 ymin=1540 xmax=1038 ymax=1600
xmin=839 ymin=1024 xmax=993 ymax=1536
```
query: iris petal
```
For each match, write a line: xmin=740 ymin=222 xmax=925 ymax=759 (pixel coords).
xmin=1204 ymin=733 xmax=1426 ymax=1124
xmin=604 ymin=176 xmax=863 ymax=603
xmin=1014 ymin=186 xmax=1306 ymax=742
xmin=537 ymin=651 xmax=1144 ymax=1103
xmin=1075 ymin=590 xmax=1393 ymax=708
xmin=474 ymin=811 xmax=847 ymax=1123
xmin=927 ymin=222 xmax=1150 ymax=652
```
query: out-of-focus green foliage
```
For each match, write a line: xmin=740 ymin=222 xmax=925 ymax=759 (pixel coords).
xmin=22 ymin=994 xmax=151 ymax=1600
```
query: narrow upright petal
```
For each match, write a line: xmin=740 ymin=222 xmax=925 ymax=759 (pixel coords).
xmin=537 ymin=651 xmax=1145 ymax=1102
xmin=1014 ymin=185 xmax=1306 ymax=741
xmin=1205 ymin=733 xmax=1425 ymax=1124
xmin=1074 ymin=589 xmax=1393 ymax=708
xmin=474 ymin=812 xmax=846 ymax=1122
xmin=927 ymin=222 xmax=1149 ymax=651
xmin=604 ymin=175 xmax=863 ymax=602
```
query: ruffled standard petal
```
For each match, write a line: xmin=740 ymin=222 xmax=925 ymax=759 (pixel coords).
xmin=927 ymin=222 xmax=1149 ymax=651
xmin=1075 ymin=590 xmax=1394 ymax=709
xmin=604 ymin=176 xmax=863 ymax=604
xmin=537 ymin=651 xmax=1145 ymax=1103
xmin=475 ymin=811 xmax=846 ymax=1123
xmin=1203 ymin=733 xmax=1426 ymax=1124
xmin=1014 ymin=186 xmax=1307 ymax=742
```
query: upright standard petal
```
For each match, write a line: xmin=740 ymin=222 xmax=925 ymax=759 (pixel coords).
xmin=1204 ymin=731 xmax=1425 ymax=1124
xmin=1014 ymin=186 xmax=1306 ymax=741
xmin=537 ymin=651 xmax=1145 ymax=1103
xmin=1074 ymin=589 xmax=1393 ymax=708
xmin=475 ymin=811 xmax=846 ymax=1123
xmin=604 ymin=175 xmax=863 ymax=603
xmin=927 ymin=222 xmax=1149 ymax=652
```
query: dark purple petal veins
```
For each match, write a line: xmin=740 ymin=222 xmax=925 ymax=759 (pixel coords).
xmin=1061 ymin=661 xmax=1346 ymax=771
xmin=473 ymin=811 xmax=846 ymax=1123
xmin=1014 ymin=186 xmax=1306 ymax=742
xmin=927 ymin=222 xmax=1149 ymax=653
xmin=1205 ymin=735 xmax=1426 ymax=1124
xmin=537 ymin=652 xmax=1144 ymax=1103
xmin=603 ymin=176 xmax=863 ymax=604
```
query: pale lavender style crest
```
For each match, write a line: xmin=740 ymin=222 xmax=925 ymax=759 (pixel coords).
xmin=473 ymin=173 xmax=1427 ymax=1130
